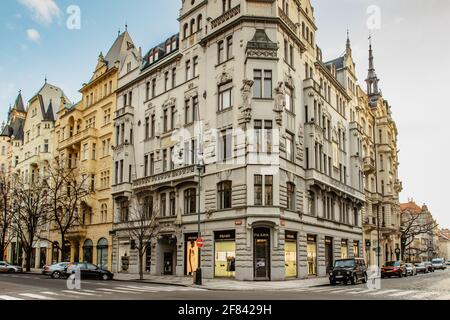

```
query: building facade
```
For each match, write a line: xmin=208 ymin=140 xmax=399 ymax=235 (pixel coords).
xmin=109 ymin=0 xmax=394 ymax=281
xmin=400 ymin=200 xmax=438 ymax=263
xmin=48 ymin=31 xmax=139 ymax=270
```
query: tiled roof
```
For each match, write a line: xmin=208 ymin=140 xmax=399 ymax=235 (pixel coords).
xmin=400 ymin=201 xmax=422 ymax=214
xmin=141 ymin=33 xmax=179 ymax=71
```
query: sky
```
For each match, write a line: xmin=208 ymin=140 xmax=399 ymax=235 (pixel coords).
xmin=0 ymin=0 xmax=449 ymax=228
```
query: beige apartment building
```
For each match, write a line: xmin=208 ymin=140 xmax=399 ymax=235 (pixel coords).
xmin=48 ymin=31 xmax=139 ymax=270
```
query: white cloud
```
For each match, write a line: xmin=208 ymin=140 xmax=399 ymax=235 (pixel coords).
xmin=26 ymin=28 xmax=40 ymax=43
xmin=18 ymin=0 xmax=61 ymax=25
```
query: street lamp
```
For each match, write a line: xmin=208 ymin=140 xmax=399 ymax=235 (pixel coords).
xmin=194 ymin=158 xmax=205 ymax=285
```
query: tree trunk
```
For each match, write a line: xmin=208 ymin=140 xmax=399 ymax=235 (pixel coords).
xmin=139 ymin=251 xmax=144 ymax=280
xmin=60 ymin=234 xmax=66 ymax=263
xmin=25 ymin=245 xmax=33 ymax=272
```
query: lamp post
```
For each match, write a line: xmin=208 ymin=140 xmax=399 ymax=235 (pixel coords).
xmin=194 ymin=160 xmax=204 ymax=285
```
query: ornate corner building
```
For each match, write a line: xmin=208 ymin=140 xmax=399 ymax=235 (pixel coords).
xmin=110 ymin=0 xmax=402 ymax=281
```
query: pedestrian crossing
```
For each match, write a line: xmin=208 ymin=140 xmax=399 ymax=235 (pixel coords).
xmin=0 ymin=284 xmax=206 ymax=300
xmin=279 ymin=286 xmax=450 ymax=300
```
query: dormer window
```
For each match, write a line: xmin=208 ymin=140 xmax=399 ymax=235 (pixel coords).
xmin=171 ymin=37 xmax=177 ymax=50
xmin=222 ymin=0 xmax=231 ymax=13
xmin=166 ymin=41 xmax=171 ymax=53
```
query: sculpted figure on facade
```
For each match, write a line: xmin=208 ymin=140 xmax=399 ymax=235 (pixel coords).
xmin=238 ymin=79 xmax=254 ymax=129
xmin=273 ymin=81 xmax=285 ymax=126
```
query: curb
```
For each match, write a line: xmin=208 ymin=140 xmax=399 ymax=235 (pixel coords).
xmin=113 ymin=278 xmax=191 ymax=288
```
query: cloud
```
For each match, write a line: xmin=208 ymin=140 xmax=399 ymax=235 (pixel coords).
xmin=18 ymin=0 xmax=61 ymax=25
xmin=26 ymin=28 xmax=40 ymax=43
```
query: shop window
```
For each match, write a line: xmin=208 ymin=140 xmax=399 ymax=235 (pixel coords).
xmin=83 ymin=239 xmax=93 ymax=263
xmin=185 ymin=234 xmax=199 ymax=276
xmin=341 ymin=239 xmax=349 ymax=259
xmin=97 ymin=238 xmax=108 ymax=270
xmin=307 ymin=235 xmax=317 ymax=276
xmin=285 ymin=231 xmax=298 ymax=278
xmin=214 ymin=231 xmax=236 ymax=278
xmin=353 ymin=241 xmax=360 ymax=258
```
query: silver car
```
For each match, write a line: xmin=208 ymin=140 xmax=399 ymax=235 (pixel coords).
xmin=431 ymin=258 xmax=446 ymax=270
xmin=405 ymin=263 xmax=417 ymax=276
xmin=0 ymin=261 xmax=23 ymax=273
xmin=42 ymin=262 xmax=70 ymax=279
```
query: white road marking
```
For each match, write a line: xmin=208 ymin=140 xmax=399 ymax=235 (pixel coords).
xmin=114 ymin=287 xmax=150 ymax=292
xmin=97 ymin=288 xmax=141 ymax=294
xmin=413 ymin=292 xmax=439 ymax=300
xmin=0 ymin=295 xmax=24 ymax=300
xmin=19 ymin=293 xmax=55 ymax=300
xmin=41 ymin=291 xmax=60 ymax=296
xmin=367 ymin=289 xmax=400 ymax=296
xmin=388 ymin=290 xmax=419 ymax=297
xmin=61 ymin=290 xmax=96 ymax=296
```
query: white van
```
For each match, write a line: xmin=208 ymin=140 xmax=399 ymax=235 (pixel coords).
xmin=431 ymin=258 xmax=446 ymax=270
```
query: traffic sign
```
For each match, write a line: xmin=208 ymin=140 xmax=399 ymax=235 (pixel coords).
xmin=197 ymin=237 xmax=204 ymax=248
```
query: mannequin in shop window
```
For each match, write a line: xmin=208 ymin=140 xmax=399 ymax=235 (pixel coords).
xmin=226 ymin=255 xmax=235 ymax=272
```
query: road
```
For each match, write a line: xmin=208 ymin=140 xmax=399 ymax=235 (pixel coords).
xmin=0 ymin=269 xmax=449 ymax=300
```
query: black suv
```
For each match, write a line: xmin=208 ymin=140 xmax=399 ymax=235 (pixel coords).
xmin=329 ymin=258 xmax=368 ymax=285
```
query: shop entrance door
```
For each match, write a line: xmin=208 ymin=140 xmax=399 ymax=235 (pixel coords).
xmin=325 ymin=237 xmax=333 ymax=274
xmin=163 ymin=252 xmax=173 ymax=275
xmin=254 ymin=228 xmax=271 ymax=280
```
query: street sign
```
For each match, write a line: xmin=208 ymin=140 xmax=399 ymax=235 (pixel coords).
xmin=197 ymin=237 xmax=204 ymax=248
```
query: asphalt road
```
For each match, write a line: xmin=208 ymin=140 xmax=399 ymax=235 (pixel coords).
xmin=0 ymin=269 xmax=449 ymax=300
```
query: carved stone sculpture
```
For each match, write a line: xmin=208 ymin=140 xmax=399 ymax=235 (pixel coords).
xmin=238 ymin=79 xmax=254 ymax=128
xmin=273 ymin=81 xmax=285 ymax=126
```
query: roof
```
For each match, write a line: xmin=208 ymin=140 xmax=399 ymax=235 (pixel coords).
xmin=141 ymin=33 xmax=179 ymax=71
xmin=325 ymin=56 xmax=345 ymax=70
xmin=246 ymin=29 xmax=278 ymax=50
xmin=400 ymin=201 xmax=423 ymax=214
xmin=13 ymin=93 xmax=25 ymax=112
xmin=31 ymin=82 xmax=69 ymax=121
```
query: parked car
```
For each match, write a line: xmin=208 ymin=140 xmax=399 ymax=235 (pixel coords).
xmin=0 ymin=261 xmax=23 ymax=273
xmin=415 ymin=262 xmax=428 ymax=274
xmin=424 ymin=261 xmax=435 ymax=273
xmin=405 ymin=263 xmax=417 ymax=276
xmin=329 ymin=258 xmax=368 ymax=285
xmin=64 ymin=262 xmax=113 ymax=280
xmin=381 ymin=261 xmax=407 ymax=278
xmin=431 ymin=258 xmax=447 ymax=270
xmin=42 ymin=262 xmax=70 ymax=279
xmin=447 ymin=260 xmax=450 ymax=266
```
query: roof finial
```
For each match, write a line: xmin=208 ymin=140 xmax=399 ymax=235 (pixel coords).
xmin=125 ymin=22 xmax=128 ymax=31
xmin=346 ymin=29 xmax=352 ymax=55
xmin=45 ymin=75 xmax=47 ymax=84
xmin=118 ymin=28 xmax=121 ymax=37
xmin=19 ymin=89 xmax=21 ymax=94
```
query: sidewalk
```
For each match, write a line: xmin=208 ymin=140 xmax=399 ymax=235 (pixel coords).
xmin=113 ymin=273 xmax=329 ymax=291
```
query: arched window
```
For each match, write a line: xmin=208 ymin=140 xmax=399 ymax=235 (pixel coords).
xmin=217 ymin=181 xmax=232 ymax=209
xmin=190 ymin=18 xmax=196 ymax=35
xmin=183 ymin=23 xmax=189 ymax=39
xmin=83 ymin=239 xmax=93 ymax=263
xmin=197 ymin=14 xmax=203 ymax=31
xmin=97 ymin=238 xmax=109 ymax=270
xmin=287 ymin=182 xmax=296 ymax=211
xmin=184 ymin=188 xmax=197 ymax=214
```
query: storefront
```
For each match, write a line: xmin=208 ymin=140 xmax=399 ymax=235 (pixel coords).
xmin=341 ymin=239 xmax=348 ymax=259
xmin=307 ymin=235 xmax=317 ymax=276
xmin=83 ymin=239 xmax=93 ymax=263
xmin=97 ymin=238 xmax=109 ymax=270
xmin=253 ymin=228 xmax=271 ymax=280
xmin=353 ymin=240 xmax=360 ymax=257
xmin=214 ymin=230 xmax=236 ymax=278
xmin=285 ymin=231 xmax=297 ymax=278
xmin=184 ymin=233 xmax=199 ymax=276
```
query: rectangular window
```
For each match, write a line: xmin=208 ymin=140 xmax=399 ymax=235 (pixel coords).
xmin=146 ymin=82 xmax=150 ymax=100
xmin=90 ymin=174 xmax=95 ymax=192
xmin=150 ymin=153 xmax=155 ymax=175
xmin=220 ymin=129 xmax=232 ymax=161
xmin=161 ymin=194 xmax=167 ymax=217
xmin=193 ymin=96 xmax=199 ymax=121
xmin=185 ymin=99 xmax=191 ymax=124
xmin=253 ymin=70 xmax=262 ymax=98
xmin=265 ymin=175 xmax=273 ymax=206
xmin=171 ymin=107 xmax=176 ymax=131
xmin=265 ymin=120 xmax=273 ymax=154
xmin=151 ymin=115 xmax=155 ymax=138
xmin=145 ymin=117 xmax=150 ymax=139
xmin=254 ymin=175 xmax=263 ymax=206
xmin=254 ymin=120 xmax=262 ymax=153
xmin=285 ymin=86 xmax=294 ymax=113
xmin=186 ymin=60 xmax=191 ymax=81
xmin=152 ymin=79 xmax=156 ymax=97
xmin=163 ymin=149 xmax=168 ymax=172
xmin=226 ymin=36 xmax=233 ymax=60
xmin=218 ymin=41 xmax=224 ymax=64
xmin=193 ymin=56 xmax=199 ymax=77
xmin=82 ymin=144 xmax=88 ymax=161
xmin=287 ymin=183 xmax=295 ymax=210
xmin=286 ymin=133 xmax=295 ymax=162
xmin=163 ymin=109 xmax=169 ymax=133
xmin=164 ymin=72 xmax=169 ymax=91
xmin=170 ymin=192 xmax=176 ymax=216
xmin=144 ymin=155 xmax=149 ymax=177
xmin=120 ymin=160 xmax=124 ymax=183
xmin=92 ymin=143 xmax=96 ymax=160
xmin=172 ymin=68 xmax=177 ymax=88
xmin=218 ymin=83 xmax=233 ymax=111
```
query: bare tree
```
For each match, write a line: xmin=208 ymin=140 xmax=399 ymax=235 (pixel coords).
xmin=12 ymin=175 xmax=50 ymax=271
xmin=123 ymin=196 xmax=159 ymax=280
xmin=400 ymin=211 xmax=438 ymax=262
xmin=0 ymin=171 xmax=14 ymax=260
xmin=40 ymin=161 xmax=91 ymax=262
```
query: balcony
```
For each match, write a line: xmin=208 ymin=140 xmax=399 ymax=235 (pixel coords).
xmin=278 ymin=7 xmax=298 ymax=33
xmin=58 ymin=127 xmax=98 ymax=150
xmin=181 ymin=32 xmax=203 ymax=50
xmin=363 ymin=156 xmax=376 ymax=174
xmin=211 ymin=4 xmax=241 ymax=29
xmin=114 ymin=105 xmax=134 ymax=120
xmin=349 ymin=121 xmax=363 ymax=133
xmin=66 ymin=224 xmax=87 ymax=240
xmin=303 ymin=78 xmax=324 ymax=99
xmin=133 ymin=165 xmax=198 ymax=190
xmin=112 ymin=182 xmax=132 ymax=197
xmin=306 ymin=169 xmax=366 ymax=202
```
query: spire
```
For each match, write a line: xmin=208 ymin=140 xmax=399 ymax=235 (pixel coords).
xmin=346 ymin=29 xmax=352 ymax=55
xmin=366 ymin=34 xmax=380 ymax=97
